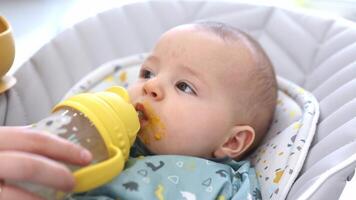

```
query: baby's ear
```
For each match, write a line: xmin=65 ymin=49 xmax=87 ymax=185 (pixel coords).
xmin=213 ymin=125 xmax=255 ymax=159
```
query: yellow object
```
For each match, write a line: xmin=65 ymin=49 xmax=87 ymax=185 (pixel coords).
xmin=273 ymin=170 xmax=285 ymax=184
xmin=53 ymin=86 xmax=140 ymax=192
xmin=218 ymin=195 xmax=226 ymax=200
xmin=0 ymin=16 xmax=16 ymax=93
xmin=119 ymin=71 xmax=127 ymax=82
xmin=293 ymin=122 xmax=302 ymax=130
xmin=155 ymin=184 xmax=164 ymax=200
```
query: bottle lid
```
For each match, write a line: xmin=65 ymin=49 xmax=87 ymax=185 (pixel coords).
xmin=53 ymin=86 xmax=140 ymax=192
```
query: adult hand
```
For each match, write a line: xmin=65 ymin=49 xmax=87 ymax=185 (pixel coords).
xmin=0 ymin=126 xmax=92 ymax=200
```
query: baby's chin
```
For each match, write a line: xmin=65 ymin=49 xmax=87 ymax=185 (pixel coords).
xmin=137 ymin=136 xmax=214 ymax=158
xmin=137 ymin=135 xmax=162 ymax=153
xmin=137 ymin=129 xmax=163 ymax=147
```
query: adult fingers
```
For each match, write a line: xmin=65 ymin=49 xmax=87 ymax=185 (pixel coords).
xmin=0 ymin=183 xmax=44 ymax=200
xmin=0 ymin=127 xmax=92 ymax=166
xmin=0 ymin=151 xmax=75 ymax=191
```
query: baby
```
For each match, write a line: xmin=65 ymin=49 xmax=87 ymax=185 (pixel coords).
xmin=71 ymin=22 xmax=277 ymax=200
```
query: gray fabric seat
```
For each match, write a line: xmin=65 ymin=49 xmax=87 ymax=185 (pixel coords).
xmin=1 ymin=1 xmax=355 ymax=199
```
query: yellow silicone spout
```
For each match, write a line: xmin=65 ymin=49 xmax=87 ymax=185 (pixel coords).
xmin=53 ymin=86 xmax=140 ymax=192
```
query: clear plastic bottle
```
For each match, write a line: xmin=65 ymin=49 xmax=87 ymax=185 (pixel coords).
xmin=31 ymin=107 xmax=109 ymax=172
xmin=16 ymin=86 xmax=140 ymax=199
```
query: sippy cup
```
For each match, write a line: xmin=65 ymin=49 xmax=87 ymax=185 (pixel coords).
xmin=19 ymin=86 xmax=140 ymax=199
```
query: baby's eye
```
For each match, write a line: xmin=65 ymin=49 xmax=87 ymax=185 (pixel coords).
xmin=176 ymin=81 xmax=196 ymax=95
xmin=139 ymin=68 xmax=155 ymax=79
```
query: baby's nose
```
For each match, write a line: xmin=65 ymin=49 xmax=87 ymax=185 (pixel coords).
xmin=143 ymin=81 xmax=163 ymax=100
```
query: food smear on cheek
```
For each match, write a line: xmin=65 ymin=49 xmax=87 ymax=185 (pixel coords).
xmin=138 ymin=101 xmax=166 ymax=144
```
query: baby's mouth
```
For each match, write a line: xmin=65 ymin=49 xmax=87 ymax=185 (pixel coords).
xmin=134 ymin=101 xmax=166 ymax=143
xmin=135 ymin=103 xmax=149 ymax=126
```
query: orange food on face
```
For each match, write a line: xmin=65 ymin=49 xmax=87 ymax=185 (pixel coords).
xmin=135 ymin=101 xmax=166 ymax=144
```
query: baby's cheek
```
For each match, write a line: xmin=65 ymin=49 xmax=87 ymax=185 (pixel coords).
xmin=127 ymin=86 xmax=139 ymax=101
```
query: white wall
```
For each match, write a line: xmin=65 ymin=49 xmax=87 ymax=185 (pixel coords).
xmin=0 ymin=0 xmax=72 ymax=73
xmin=0 ymin=0 xmax=134 ymax=74
xmin=1 ymin=0 xmax=355 ymax=74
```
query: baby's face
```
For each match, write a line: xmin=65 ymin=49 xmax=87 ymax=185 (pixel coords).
xmin=128 ymin=25 xmax=254 ymax=158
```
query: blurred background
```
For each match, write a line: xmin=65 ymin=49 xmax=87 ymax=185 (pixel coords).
xmin=1 ymin=0 xmax=356 ymax=74
xmin=0 ymin=1 xmax=355 ymax=198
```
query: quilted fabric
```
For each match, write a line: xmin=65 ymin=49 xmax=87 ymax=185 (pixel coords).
xmin=3 ymin=1 xmax=356 ymax=199
xmin=250 ymin=78 xmax=319 ymax=200
xmin=63 ymin=54 xmax=319 ymax=200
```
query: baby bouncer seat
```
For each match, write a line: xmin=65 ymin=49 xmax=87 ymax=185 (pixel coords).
xmin=1 ymin=1 xmax=355 ymax=199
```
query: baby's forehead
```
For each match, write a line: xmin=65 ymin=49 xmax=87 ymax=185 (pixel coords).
xmin=153 ymin=26 xmax=257 ymax=87
xmin=160 ymin=27 xmax=256 ymax=68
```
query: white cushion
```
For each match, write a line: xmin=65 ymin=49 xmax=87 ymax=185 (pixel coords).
xmin=249 ymin=76 xmax=319 ymax=200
